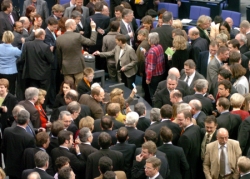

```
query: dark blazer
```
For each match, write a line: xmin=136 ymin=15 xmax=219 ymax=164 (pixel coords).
xmin=158 ymin=144 xmax=189 ymax=179
xmin=2 ymin=126 xmax=35 ymax=178
xmin=147 ymin=175 xmax=163 ymax=179
xmin=51 ymin=147 xmax=86 ymax=178
xmin=0 ymin=11 xmax=17 ymax=41
xmin=241 ymin=53 xmax=249 ymax=70
xmin=64 ymin=6 xmax=89 ymax=29
xmin=67 ymin=121 xmax=78 ymax=137
xmin=12 ymin=31 xmax=23 ymax=49
xmin=183 ymin=93 xmax=213 ymax=115
xmin=22 ymin=148 xmax=54 ymax=176
xmin=237 ymin=116 xmax=250 ymax=156
xmin=197 ymin=51 xmax=209 ymax=78
xmin=200 ymin=128 xmax=217 ymax=143
xmin=177 ymin=125 xmax=201 ymax=179
xmin=86 ymin=148 xmax=124 ymax=179
xmin=195 ymin=111 xmax=206 ymax=128
xmin=92 ymin=117 xmax=125 ymax=133
xmin=126 ymin=127 xmax=145 ymax=148
xmin=216 ymin=112 xmax=241 ymax=140
xmin=136 ymin=117 xmax=151 ymax=132
xmin=44 ymin=28 xmax=57 ymax=70
xmin=92 ymin=130 xmax=117 ymax=149
xmin=170 ymin=49 xmax=189 ymax=72
xmin=197 ymin=26 xmax=210 ymax=45
xmin=21 ymin=39 xmax=54 ymax=80
xmin=180 ymin=70 xmax=205 ymax=94
xmin=77 ymin=79 xmax=91 ymax=97
xmin=189 ymin=37 xmax=209 ymax=64
xmin=110 ymin=142 xmax=136 ymax=178
xmin=78 ymin=143 xmax=98 ymax=161
xmin=120 ymin=20 xmax=135 ymax=45
xmin=46 ymin=136 xmax=58 ymax=156
xmin=153 ymin=88 xmax=171 ymax=108
xmin=0 ymin=93 xmax=18 ymax=131
xmin=22 ymin=168 xmax=54 ymax=179
xmin=240 ymin=44 xmax=249 ymax=54
xmin=19 ymin=100 xmax=40 ymax=128
xmin=11 ymin=120 xmax=36 ymax=138
xmin=241 ymin=173 xmax=250 ymax=179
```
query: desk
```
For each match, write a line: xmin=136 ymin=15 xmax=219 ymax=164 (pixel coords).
xmin=179 ymin=0 xmax=225 ymax=20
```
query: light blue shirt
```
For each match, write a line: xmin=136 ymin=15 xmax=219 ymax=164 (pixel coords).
xmin=0 ymin=43 xmax=21 ymax=74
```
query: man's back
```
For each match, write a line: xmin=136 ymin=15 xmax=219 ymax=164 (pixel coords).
xmin=151 ymin=25 xmax=173 ymax=51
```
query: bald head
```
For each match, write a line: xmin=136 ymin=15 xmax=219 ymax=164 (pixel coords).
xmin=20 ymin=16 xmax=30 ymax=29
xmin=225 ymin=17 xmax=233 ymax=28
xmin=217 ymin=128 xmax=229 ymax=145
xmin=188 ymin=27 xmax=200 ymax=40
xmin=35 ymin=28 xmax=45 ymax=39
xmin=168 ymin=68 xmax=180 ymax=78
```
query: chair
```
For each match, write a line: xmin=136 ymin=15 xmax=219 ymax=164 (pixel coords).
xmin=221 ymin=10 xmax=241 ymax=28
xmin=109 ymin=83 xmax=126 ymax=92
xmin=60 ymin=0 xmax=69 ymax=5
xmin=153 ymin=21 xmax=158 ymax=28
xmin=189 ymin=6 xmax=210 ymax=21
xmin=158 ymin=3 xmax=179 ymax=19
xmin=136 ymin=19 xmax=141 ymax=28
xmin=105 ymin=0 xmax=110 ymax=8
xmin=94 ymin=70 xmax=105 ymax=87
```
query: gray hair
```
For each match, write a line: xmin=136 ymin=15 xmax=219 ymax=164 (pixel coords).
xmin=134 ymin=102 xmax=146 ymax=116
xmin=194 ymin=79 xmax=208 ymax=92
xmin=65 ymin=19 xmax=75 ymax=29
xmin=28 ymin=172 xmax=41 ymax=179
xmin=150 ymin=108 xmax=161 ymax=122
xmin=122 ymin=9 xmax=133 ymax=18
xmin=148 ymin=32 xmax=159 ymax=45
xmin=125 ymin=112 xmax=139 ymax=126
xmin=167 ymin=74 xmax=178 ymax=82
xmin=162 ymin=11 xmax=173 ymax=23
xmin=177 ymin=103 xmax=191 ymax=114
xmin=216 ymin=33 xmax=228 ymax=43
xmin=79 ymin=127 xmax=92 ymax=142
xmin=59 ymin=111 xmax=71 ymax=120
xmin=34 ymin=28 xmax=45 ymax=38
xmin=25 ymin=87 xmax=39 ymax=100
xmin=67 ymin=101 xmax=81 ymax=114
xmin=17 ymin=109 xmax=30 ymax=125
xmin=12 ymin=104 xmax=25 ymax=117
xmin=91 ymin=82 xmax=101 ymax=90
xmin=189 ymin=99 xmax=202 ymax=111
xmin=235 ymin=33 xmax=247 ymax=44
xmin=65 ymin=89 xmax=78 ymax=101
xmin=71 ymin=10 xmax=81 ymax=19
xmin=240 ymin=20 xmax=250 ymax=29
xmin=34 ymin=151 xmax=49 ymax=168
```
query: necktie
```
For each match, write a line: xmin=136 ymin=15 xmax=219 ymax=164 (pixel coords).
xmin=220 ymin=145 xmax=226 ymax=176
xmin=205 ymin=134 xmax=210 ymax=145
xmin=181 ymin=129 xmax=184 ymax=135
xmin=185 ymin=76 xmax=189 ymax=84
xmin=52 ymin=32 xmax=56 ymax=40
xmin=8 ymin=14 xmax=13 ymax=25
xmin=127 ymin=24 xmax=133 ymax=45
xmin=210 ymin=55 xmax=214 ymax=61
xmin=26 ymin=125 xmax=33 ymax=136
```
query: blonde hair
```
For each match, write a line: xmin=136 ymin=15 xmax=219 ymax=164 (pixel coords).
xmin=173 ymin=35 xmax=187 ymax=50
xmin=79 ymin=116 xmax=94 ymax=131
xmin=172 ymin=19 xmax=183 ymax=29
xmin=2 ymin=31 xmax=14 ymax=43
xmin=110 ymin=88 xmax=123 ymax=99
xmin=230 ymin=93 xmax=245 ymax=108
xmin=36 ymin=89 xmax=47 ymax=105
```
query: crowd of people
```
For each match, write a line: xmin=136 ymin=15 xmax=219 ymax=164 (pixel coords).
xmin=1 ymin=0 xmax=250 ymax=179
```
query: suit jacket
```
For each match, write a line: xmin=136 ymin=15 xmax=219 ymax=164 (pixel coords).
xmin=2 ymin=126 xmax=35 ymax=177
xmin=0 ymin=11 xmax=17 ymax=41
xmin=64 ymin=6 xmax=89 ymax=29
xmin=136 ymin=116 xmax=151 ymax=132
xmin=158 ymin=144 xmax=189 ymax=179
xmin=78 ymin=143 xmax=98 ymax=161
xmin=200 ymin=128 xmax=217 ymax=159
xmin=79 ymin=94 xmax=103 ymax=119
xmin=56 ymin=31 xmax=97 ymax=75
xmin=51 ymin=147 xmax=86 ymax=178
xmin=110 ymin=142 xmax=136 ymax=177
xmin=119 ymin=20 xmax=135 ymax=45
xmin=153 ymin=88 xmax=171 ymax=108
xmin=241 ymin=53 xmax=249 ymax=70
xmin=126 ymin=127 xmax=145 ymax=148
xmin=203 ymin=139 xmax=241 ymax=179
xmin=216 ymin=112 xmax=242 ymax=140
xmin=197 ymin=26 xmax=210 ymax=45
xmin=21 ymin=39 xmax=54 ymax=80
xmin=180 ymin=70 xmax=205 ymax=94
xmin=177 ymin=125 xmax=201 ymax=179
xmin=22 ymin=147 xmax=54 ymax=176
xmin=147 ymin=175 xmax=163 ymax=179
xmin=92 ymin=117 xmax=125 ymax=132
xmin=22 ymin=0 xmax=49 ymax=20
xmin=22 ymin=168 xmax=54 ymax=179
xmin=189 ymin=37 xmax=209 ymax=64
xmin=237 ymin=116 xmax=250 ymax=156
xmin=92 ymin=130 xmax=117 ymax=149
xmin=12 ymin=31 xmax=23 ymax=49
xmin=207 ymin=58 xmax=222 ymax=85
xmin=19 ymin=100 xmax=41 ymax=128
xmin=11 ymin=120 xmax=36 ymax=138
xmin=86 ymin=148 xmax=124 ymax=179
xmin=99 ymin=44 xmax=138 ymax=78
xmin=240 ymin=44 xmax=249 ymax=54
xmin=197 ymin=51 xmax=209 ymax=78
xmin=46 ymin=136 xmax=58 ymax=156
xmin=94 ymin=171 xmax=127 ymax=179
xmin=241 ymin=173 xmax=250 ymax=179
xmin=44 ymin=28 xmax=57 ymax=70
xmin=77 ymin=79 xmax=91 ymax=97
xmin=183 ymin=93 xmax=213 ymax=115
xmin=195 ymin=111 xmax=206 ymax=128
xmin=67 ymin=121 xmax=78 ymax=137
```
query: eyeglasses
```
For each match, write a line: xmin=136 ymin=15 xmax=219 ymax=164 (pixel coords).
xmin=144 ymin=166 xmax=154 ymax=170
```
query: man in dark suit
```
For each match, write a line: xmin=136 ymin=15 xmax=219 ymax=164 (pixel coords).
xmin=22 ymin=151 xmax=53 ymax=179
xmin=21 ymin=28 xmax=54 ymax=91
xmin=145 ymin=157 xmax=164 ymax=179
xmin=44 ymin=17 xmax=58 ymax=108
xmin=237 ymin=156 xmax=250 ymax=179
xmin=22 ymin=132 xmax=53 ymax=176
xmin=235 ymin=33 xmax=249 ymax=54
xmin=197 ymin=41 xmax=219 ymax=78
xmin=216 ymin=97 xmax=241 ymax=140
xmin=200 ymin=115 xmax=218 ymax=160
xmin=51 ymin=130 xmax=86 ymax=179
xmin=196 ymin=15 xmax=210 ymax=45
xmin=110 ymin=127 xmax=136 ymax=178
xmin=125 ymin=111 xmax=144 ymax=148
xmin=180 ymin=60 xmax=205 ymax=94
xmin=225 ymin=17 xmax=239 ymax=39
xmin=56 ymin=18 xmax=97 ymax=86
xmin=12 ymin=21 xmax=24 ymax=50
xmin=189 ymin=99 xmax=206 ymax=128
xmin=183 ymin=79 xmax=213 ymax=115
xmin=238 ymin=116 xmax=250 ymax=156
xmin=86 ymin=132 xmax=124 ymax=179
xmin=188 ymin=27 xmax=209 ymax=64
xmin=176 ymin=109 xmax=201 ymax=179
xmin=134 ymin=102 xmax=150 ymax=132
xmin=158 ymin=126 xmax=189 ymax=179
xmin=0 ymin=0 xmax=18 ymax=42
xmin=2 ymin=110 xmax=36 ymax=179
xmin=46 ymin=4 xmax=64 ymax=22
xmin=77 ymin=127 xmax=98 ymax=161
xmin=19 ymin=87 xmax=42 ymax=129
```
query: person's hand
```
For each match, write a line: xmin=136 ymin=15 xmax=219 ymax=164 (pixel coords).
xmin=21 ymin=37 xmax=25 ymax=43
xmin=80 ymin=31 xmax=84 ymax=35
xmin=126 ymin=106 xmax=132 ymax=114
xmin=90 ymin=18 xmax=96 ymax=30
xmin=83 ymin=51 xmax=89 ymax=55
xmin=146 ymin=80 xmax=150 ymax=84
xmin=177 ymin=0 xmax=181 ymax=7
xmin=1 ymin=106 xmax=7 ymax=113
xmin=132 ymin=88 xmax=137 ymax=94
xmin=97 ymin=28 xmax=104 ymax=35
xmin=136 ymin=154 xmax=144 ymax=162
xmin=75 ymin=144 xmax=80 ymax=154
xmin=168 ymin=55 xmax=172 ymax=61
xmin=120 ymin=67 xmax=125 ymax=71
xmin=92 ymin=51 xmax=100 ymax=55
xmin=75 ymin=137 xmax=81 ymax=145
xmin=139 ymin=0 xmax=144 ymax=4
xmin=38 ymin=127 xmax=46 ymax=132
xmin=50 ymin=46 xmax=54 ymax=52
xmin=128 ymin=32 xmax=133 ymax=38
xmin=46 ymin=121 xmax=52 ymax=128
xmin=140 ymin=47 xmax=146 ymax=54
xmin=207 ymin=94 xmax=215 ymax=101
xmin=56 ymin=30 xmax=61 ymax=36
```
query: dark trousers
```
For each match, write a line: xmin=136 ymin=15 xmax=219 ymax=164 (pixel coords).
xmin=46 ymin=69 xmax=57 ymax=107
xmin=16 ymin=71 xmax=26 ymax=101
xmin=148 ymin=73 xmax=165 ymax=98
xmin=120 ymin=72 xmax=136 ymax=90
xmin=0 ymin=73 xmax=17 ymax=95
xmin=142 ymin=73 xmax=152 ymax=105
xmin=25 ymin=78 xmax=50 ymax=92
